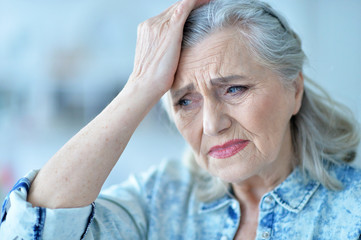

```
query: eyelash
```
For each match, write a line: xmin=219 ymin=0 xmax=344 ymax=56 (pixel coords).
xmin=226 ymin=85 xmax=248 ymax=95
xmin=177 ymin=99 xmax=191 ymax=107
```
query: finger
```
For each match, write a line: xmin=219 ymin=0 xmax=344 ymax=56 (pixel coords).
xmin=158 ymin=0 xmax=183 ymax=19
xmin=170 ymin=0 xmax=210 ymax=24
xmin=161 ymin=0 xmax=208 ymax=17
xmin=194 ymin=0 xmax=211 ymax=8
xmin=178 ymin=0 xmax=210 ymax=12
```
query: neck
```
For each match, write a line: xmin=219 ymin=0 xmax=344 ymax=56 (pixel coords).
xmin=232 ymin=150 xmax=294 ymax=207
xmin=231 ymin=124 xmax=296 ymax=207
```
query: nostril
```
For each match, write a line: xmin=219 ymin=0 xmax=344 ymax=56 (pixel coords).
xmin=203 ymin=111 xmax=232 ymax=136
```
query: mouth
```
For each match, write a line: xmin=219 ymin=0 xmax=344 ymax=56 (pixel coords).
xmin=208 ymin=139 xmax=249 ymax=159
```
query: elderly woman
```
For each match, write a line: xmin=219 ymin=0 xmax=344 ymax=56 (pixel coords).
xmin=1 ymin=0 xmax=360 ymax=239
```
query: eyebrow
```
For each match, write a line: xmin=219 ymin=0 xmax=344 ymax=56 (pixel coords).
xmin=171 ymin=75 xmax=246 ymax=101
xmin=171 ymin=84 xmax=195 ymax=101
xmin=210 ymin=75 xmax=246 ymax=86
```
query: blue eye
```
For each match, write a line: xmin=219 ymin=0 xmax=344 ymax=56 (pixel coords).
xmin=178 ymin=99 xmax=192 ymax=106
xmin=226 ymin=86 xmax=247 ymax=94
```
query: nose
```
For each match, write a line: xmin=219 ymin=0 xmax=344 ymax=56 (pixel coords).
xmin=202 ymin=100 xmax=231 ymax=136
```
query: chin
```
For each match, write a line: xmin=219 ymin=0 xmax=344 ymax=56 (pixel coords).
xmin=195 ymin=154 xmax=256 ymax=182
xmin=208 ymin=163 xmax=253 ymax=183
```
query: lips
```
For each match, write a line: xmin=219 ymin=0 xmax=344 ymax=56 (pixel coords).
xmin=208 ymin=139 xmax=249 ymax=159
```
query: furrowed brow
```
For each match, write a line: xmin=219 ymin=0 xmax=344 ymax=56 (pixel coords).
xmin=171 ymin=83 xmax=195 ymax=101
xmin=210 ymin=75 xmax=246 ymax=86
xmin=171 ymin=75 xmax=246 ymax=100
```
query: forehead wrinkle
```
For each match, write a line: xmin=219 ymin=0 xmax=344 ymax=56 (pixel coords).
xmin=179 ymin=53 xmax=221 ymax=72
xmin=194 ymin=66 xmax=213 ymax=94
xmin=178 ymin=33 xmax=233 ymax=72
xmin=173 ymin=59 xmax=215 ymax=98
xmin=173 ymin=29 xmax=242 ymax=98
xmin=175 ymin=49 xmax=226 ymax=95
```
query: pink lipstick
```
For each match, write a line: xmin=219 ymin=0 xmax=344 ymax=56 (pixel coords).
xmin=208 ymin=139 xmax=249 ymax=159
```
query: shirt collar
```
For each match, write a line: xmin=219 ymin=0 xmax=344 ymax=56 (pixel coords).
xmin=198 ymin=193 xmax=234 ymax=214
xmin=198 ymin=167 xmax=320 ymax=214
xmin=270 ymin=166 xmax=320 ymax=213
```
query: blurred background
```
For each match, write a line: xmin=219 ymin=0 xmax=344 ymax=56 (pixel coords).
xmin=0 ymin=0 xmax=360 ymax=200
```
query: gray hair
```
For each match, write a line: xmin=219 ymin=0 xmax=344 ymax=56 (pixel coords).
xmin=164 ymin=0 xmax=360 ymax=201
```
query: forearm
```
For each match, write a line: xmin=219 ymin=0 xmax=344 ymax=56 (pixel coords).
xmin=27 ymin=0 xmax=207 ymax=209
xmin=28 ymin=80 xmax=160 ymax=208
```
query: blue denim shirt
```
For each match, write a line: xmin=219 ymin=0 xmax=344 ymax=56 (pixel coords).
xmin=1 ymin=159 xmax=361 ymax=239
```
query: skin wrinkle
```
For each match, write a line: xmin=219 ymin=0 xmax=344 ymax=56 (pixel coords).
xmin=171 ymin=28 xmax=303 ymax=208
xmin=170 ymin=28 xmax=304 ymax=238
xmin=25 ymin=0 xmax=212 ymax=210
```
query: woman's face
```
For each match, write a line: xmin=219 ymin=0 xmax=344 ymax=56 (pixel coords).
xmin=170 ymin=29 xmax=303 ymax=183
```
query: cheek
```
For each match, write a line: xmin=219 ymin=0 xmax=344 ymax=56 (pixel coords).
xmin=174 ymin=112 xmax=203 ymax=154
xmin=252 ymin=98 xmax=281 ymax=130
xmin=242 ymin=90 xmax=293 ymax=145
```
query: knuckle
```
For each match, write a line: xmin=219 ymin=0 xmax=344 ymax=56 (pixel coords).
xmin=137 ymin=22 xmax=144 ymax=32
xmin=142 ymin=22 xmax=150 ymax=29
xmin=138 ymin=20 xmax=150 ymax=29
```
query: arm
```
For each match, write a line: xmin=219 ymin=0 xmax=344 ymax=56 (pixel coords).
xmin=27 ymin=0 xmax=208 ymax=209
xmin=28 ymin=83 xmax=156 ymax=208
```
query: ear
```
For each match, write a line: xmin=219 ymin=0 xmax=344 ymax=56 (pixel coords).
xmin=292 ymin=72 xmax=304 ymax=115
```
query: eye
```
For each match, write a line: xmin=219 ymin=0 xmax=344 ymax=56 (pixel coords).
xmin=173 ymin=93 xmax=202 ymax=111
xmin=178 ymin=98 xmax=192 ymax=107
xmin=226 ymin=86 xmax=247 ymax=94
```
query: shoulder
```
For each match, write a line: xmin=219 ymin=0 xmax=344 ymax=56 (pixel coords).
xmin=137 ymin=159 xmax=195 ymax=201
xmin=97 ymin=159 xmax=198 ymax=238
xmin=302 ymin=164 xmax=361 ymax=238
xmin=333 ymin=163 xmax=361 ymax=194
xmin=315 ymin=163 xmax=361 ymax=203
xmin=137 ymin=158 xmax=193 ymax=188
xmin=100 ymin=159 xmax=194 ymax=200
xmin=314 ymin=164 xmax=361 ymax=217
xmin=145 ymin=158 xmax=191 ymax=180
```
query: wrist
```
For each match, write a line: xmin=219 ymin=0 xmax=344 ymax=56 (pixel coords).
xmin=124 ymin=74 xmax=167 ymax=106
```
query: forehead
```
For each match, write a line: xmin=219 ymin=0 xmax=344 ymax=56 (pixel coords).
xmin=173 ymin=28 xmax=259 ymax=90
xmin=177 ymin=28 xmax=242 ymax=73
